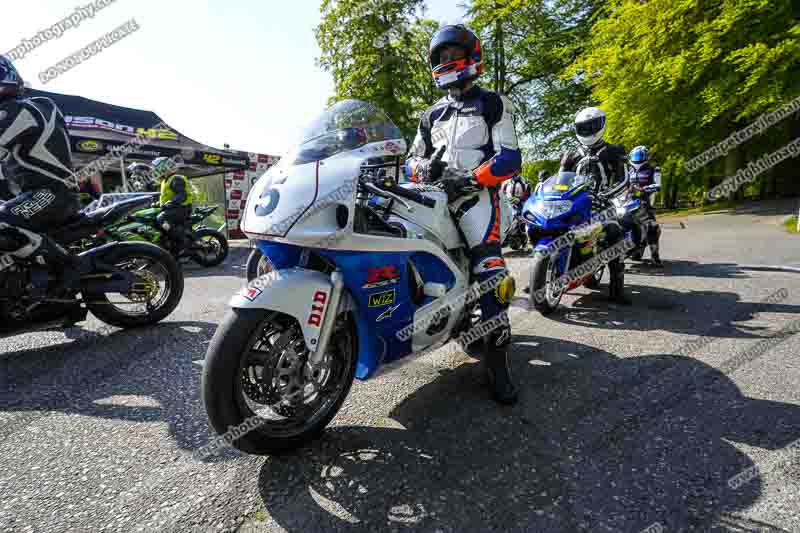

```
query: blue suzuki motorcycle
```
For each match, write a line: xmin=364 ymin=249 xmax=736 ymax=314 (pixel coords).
xmin=521 ymin=170 xmax=612 ymax=314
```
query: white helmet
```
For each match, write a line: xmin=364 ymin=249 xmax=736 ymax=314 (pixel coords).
xmin=574 ymin=107 xmax=606 ymax=147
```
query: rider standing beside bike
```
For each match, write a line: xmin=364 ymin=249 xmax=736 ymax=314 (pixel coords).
xmin=627 ymin=145 xmax=663 ymax=267
xmin=405 ymin=24 xmax=522 ymax=405
xmin=502 ymin=174 xmax=531 ymax=208
xmin=151 ymin=156 xmax=193 ymax=258
xmin=559 ymin=107 xmax=631 ymax=304
xmin=0 ymin=55 xmax=87 ymax=296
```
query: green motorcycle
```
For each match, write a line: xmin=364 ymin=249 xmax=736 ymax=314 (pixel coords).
xmin=101 ymin=204 xmax=229 ymax=267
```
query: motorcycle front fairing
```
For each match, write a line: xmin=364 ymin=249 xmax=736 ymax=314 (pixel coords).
xmin=522 ymin=172 xmax=594 ymax=274
xmin=233 ymin=99 xmax=467 ymax=381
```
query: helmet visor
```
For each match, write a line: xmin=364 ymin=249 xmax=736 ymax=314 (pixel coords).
xmin=630 ymin=150 xmax=647 ymax=163
xmin=575 ymin=117 xmax=605 ymax=137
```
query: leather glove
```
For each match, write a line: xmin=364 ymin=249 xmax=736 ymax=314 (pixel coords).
xmin=417 ymin=145 xmax=447 ymax=183
xmin=438 ymin=174 xmax=482 ymax=203
xmin=416 ymin=157 xmax=447 ymax=182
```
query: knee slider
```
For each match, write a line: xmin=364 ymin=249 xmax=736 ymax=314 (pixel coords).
xmin=494 ymin=273 xmax=516 ymax=308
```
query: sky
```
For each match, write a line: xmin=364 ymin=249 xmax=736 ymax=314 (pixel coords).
xmin=6 ymin=0 xmax=467 ymax=156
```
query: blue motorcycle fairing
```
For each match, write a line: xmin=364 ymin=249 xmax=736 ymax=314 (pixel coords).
xmin=624 ymin=197 xmax=642 ymax=211
xmin=255 ymin=240 xmax=302 ymax=270
xmin=316 ymin=249 xmax=458 ymax=380
xmin=253 ymin=240 xmax=462 ymax=381
xmin=523 ymin=173 xmax=596 ymax=278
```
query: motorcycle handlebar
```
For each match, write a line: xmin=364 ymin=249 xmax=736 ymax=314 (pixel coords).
xmin=384 ymin=181 xmax=437 ymax=208
xmin=362 ymin=172 xmax=437 ymax=209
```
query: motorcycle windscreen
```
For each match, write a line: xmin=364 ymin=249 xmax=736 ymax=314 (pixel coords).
xmin=241 ymin=98 xmax=404 ymax=238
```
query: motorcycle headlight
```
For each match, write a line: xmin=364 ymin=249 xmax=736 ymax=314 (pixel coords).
xmin=532 ymin=200 xmax=572 ymax=219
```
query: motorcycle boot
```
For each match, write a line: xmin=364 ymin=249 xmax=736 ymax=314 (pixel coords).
xmin=647 ymin=224 xmax=663 ymax=267
xmin=607 ymin=256 xmax=631 ymax=305
xmin=484 ymin=317 xmax=518 ymax=405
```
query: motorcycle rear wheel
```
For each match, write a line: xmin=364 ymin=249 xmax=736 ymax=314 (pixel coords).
xmin=191 ymin=229 xmax=229 ymax=267
xmin=83 ymin=245 xmax=184 ymax=328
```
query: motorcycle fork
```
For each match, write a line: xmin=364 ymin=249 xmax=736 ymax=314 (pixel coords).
xmin=308 ymin=270 xmax=345 ymax=366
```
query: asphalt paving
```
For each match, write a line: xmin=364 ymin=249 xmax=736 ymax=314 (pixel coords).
xmin=2 ymin=201 xmax=800 ymax=533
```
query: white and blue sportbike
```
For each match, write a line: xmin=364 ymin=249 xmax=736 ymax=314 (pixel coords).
xmin=201 ymin=100 xmax=512 ymax=454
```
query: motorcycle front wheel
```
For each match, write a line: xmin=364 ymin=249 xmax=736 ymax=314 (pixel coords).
xmin=529 ymin=253 xmax=563 ymax=315
xmin=246 ymin=247 xmax=273 ymax=282
xmin=201 ymin=309 xmax=357 ymax=455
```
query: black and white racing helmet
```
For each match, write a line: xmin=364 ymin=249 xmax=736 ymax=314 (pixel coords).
xmin=574 ymin=107 xmax=606 ymax=147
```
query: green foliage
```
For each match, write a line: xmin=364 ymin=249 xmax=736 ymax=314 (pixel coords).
xmin=521 ymin=158 xmax=559 ymax=187
xmin=466 ymin=0 xmax=600 ymax=157
xmin=315 ymin=0 xmax=435 ymax=140
xmin=573 ymin=0 xmax=800 ymax=202
xmin=314 ymin=0 xmax=799 ymax=205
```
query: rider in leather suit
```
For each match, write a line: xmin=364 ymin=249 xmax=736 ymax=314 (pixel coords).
xmin=502 ymin=174 xmax=530 ymax=209
xmin=150 ymin=156 xmax=193 ymax=258
xmin=0 ymin=55 xmax=86 ymax=295
xmin=559 ymin=107 xmax=630 ymax=304
xmin=405 ymin=24 xmax=522 ymax=405
xmin=627 ymin=145 xmax=663 ymax=267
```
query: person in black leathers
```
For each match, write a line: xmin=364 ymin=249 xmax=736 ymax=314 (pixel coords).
xmin=0 ymin=55 xmax=86 ymax=295
xmin=559 ymin=107 xmax=630 ymax=304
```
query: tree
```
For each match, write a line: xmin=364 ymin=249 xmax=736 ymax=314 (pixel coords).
xmin=572 ymin=0 xmax=800 ymax=205
xmin=465 ymin=0 xmax=601 ymax=158
xmin=315 ymin=0 xmax=435 ymax=140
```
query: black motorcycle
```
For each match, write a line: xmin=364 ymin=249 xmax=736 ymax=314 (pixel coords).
xmin=0 ymin=199 xmax=184 ymax=339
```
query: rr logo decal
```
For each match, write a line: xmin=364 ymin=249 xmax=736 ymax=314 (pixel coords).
xmin=203 ymin=153 xmax=222 ymax=165
xmin=307 ymin=290 xmax=328 ymax=327
xmin=363 ymin=265 xmax=400 ymax=288
xmin=368 ymin=289 xmax=395 ymax=307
